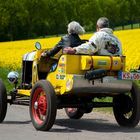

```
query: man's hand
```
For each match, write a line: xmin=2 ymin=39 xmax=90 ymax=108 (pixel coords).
xmin=63 ymin=47 xmax=76 ymax=54
xmin=41 ymin=51 xmax=48 ymax=57
xmin=41 ymin=51 xmax=50 ymax=61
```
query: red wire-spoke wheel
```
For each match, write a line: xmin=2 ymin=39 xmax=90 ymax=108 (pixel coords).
xmin=30 ymin=80 xmax=57 ymax=131
xmin=32 ymin=88 xmax=47 ymax=124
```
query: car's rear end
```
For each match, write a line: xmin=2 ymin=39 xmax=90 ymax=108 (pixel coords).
xmin=45 ymin=54 xmax=140 ymax=129
xmin=47 ymin=54 xmax=131 ymax=96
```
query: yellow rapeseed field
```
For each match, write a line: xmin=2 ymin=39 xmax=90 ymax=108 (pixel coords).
xmin=0 ymin=29 xmax=140 ymax=71
xmin=114 ymin=29 xmax=140 ymax=71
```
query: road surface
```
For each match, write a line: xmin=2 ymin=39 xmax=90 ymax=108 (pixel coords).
xmin=0 ymin=105 xmax=140 ymax=140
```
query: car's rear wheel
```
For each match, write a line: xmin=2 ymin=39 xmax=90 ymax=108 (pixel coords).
xmin=65 ymin=108 xmax=84 ymax=119
xmin=0 ymin=79 xmax=7 ymax=123
xmin=84 ymin=106 xmax=93 ymax=113
xmin=30 ymin=80 xmax=57 ymax=131
xmin=113 ymin=82 xmax=140 ymax=127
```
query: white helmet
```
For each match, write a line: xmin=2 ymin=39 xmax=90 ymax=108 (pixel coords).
xmin=7 ymin=71 xmax=19 ymax=84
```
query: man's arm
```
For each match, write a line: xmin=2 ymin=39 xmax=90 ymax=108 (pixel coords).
xmin=73 ymin=33 xmax=99 ymax=54
xmin=73 ymin=42 xmax=97 ymax=54
xmin=63 ymin=33 xmax=98 ymax=55
xmin=63 ymin=42 xmax=97 ymax=54
xmin=43 ymin=36 xmax=69 ymax=57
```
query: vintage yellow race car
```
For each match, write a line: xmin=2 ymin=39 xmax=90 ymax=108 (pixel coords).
xmin=0 ymin=42 xmax=140 ymax=131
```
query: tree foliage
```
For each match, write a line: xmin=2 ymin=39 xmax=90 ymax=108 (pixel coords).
xmin=0 ymin=0 xmax=139 ymax=41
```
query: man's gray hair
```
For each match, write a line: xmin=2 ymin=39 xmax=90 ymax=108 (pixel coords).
xmin=97 ymin=17 xmax=109 ymax=28
xmin=67 ymin=21 xmax=85 ymax=35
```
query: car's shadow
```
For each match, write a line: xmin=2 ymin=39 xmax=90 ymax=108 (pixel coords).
xmin=2 ymin=118 xmax=140 ymax=133
xmin=3 ymin=120 xmax=31 ymax=125
xmin=52 ymin=118 xmax=140 ymax=133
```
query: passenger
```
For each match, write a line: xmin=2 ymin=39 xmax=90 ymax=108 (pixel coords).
xmin=63 ymin=17 xmax=122 ymax=56
xmin=42 ymin=21 xmax=86 ymax=57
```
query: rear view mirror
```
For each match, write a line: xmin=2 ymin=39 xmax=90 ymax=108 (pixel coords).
xmin=35 ymin=42 xmax=41 ymax=50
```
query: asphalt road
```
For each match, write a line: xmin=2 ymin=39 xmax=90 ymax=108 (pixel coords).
xmin=0 ymin=105 xmax=140 ymax=140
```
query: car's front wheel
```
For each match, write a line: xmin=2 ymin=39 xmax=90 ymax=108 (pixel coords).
xmin=30 ymin=80 xmax=57 ymax=131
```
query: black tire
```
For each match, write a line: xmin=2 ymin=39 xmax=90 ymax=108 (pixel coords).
xmin=65 ymin=108 xmax=84 ymax=119
xmin=113 ymin=82 xmax=140 ymax=127
xmin=84 ymin=106 xmax=93 ymax=113
xmin=0 ymin=79 xmax=7 ymax=123
xmin=30 ymin=80 xmax=57 ymax=131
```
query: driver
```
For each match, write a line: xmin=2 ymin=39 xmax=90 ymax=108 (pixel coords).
xmin=41 ymin=21 xmax=86 ymax=57
xmin=63 ymin=17 xmax=122 ymax=56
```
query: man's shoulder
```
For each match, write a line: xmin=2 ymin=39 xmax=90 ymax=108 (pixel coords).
xmin=89 ymin=31 xmax=104 ymax=41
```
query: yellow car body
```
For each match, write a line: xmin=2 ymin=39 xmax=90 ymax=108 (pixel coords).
xmin=17 ymin=48 xmax=127 ymax=96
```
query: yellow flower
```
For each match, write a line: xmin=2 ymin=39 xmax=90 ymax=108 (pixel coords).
xmin=0 ymin=29 xmax=140 ymax=71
